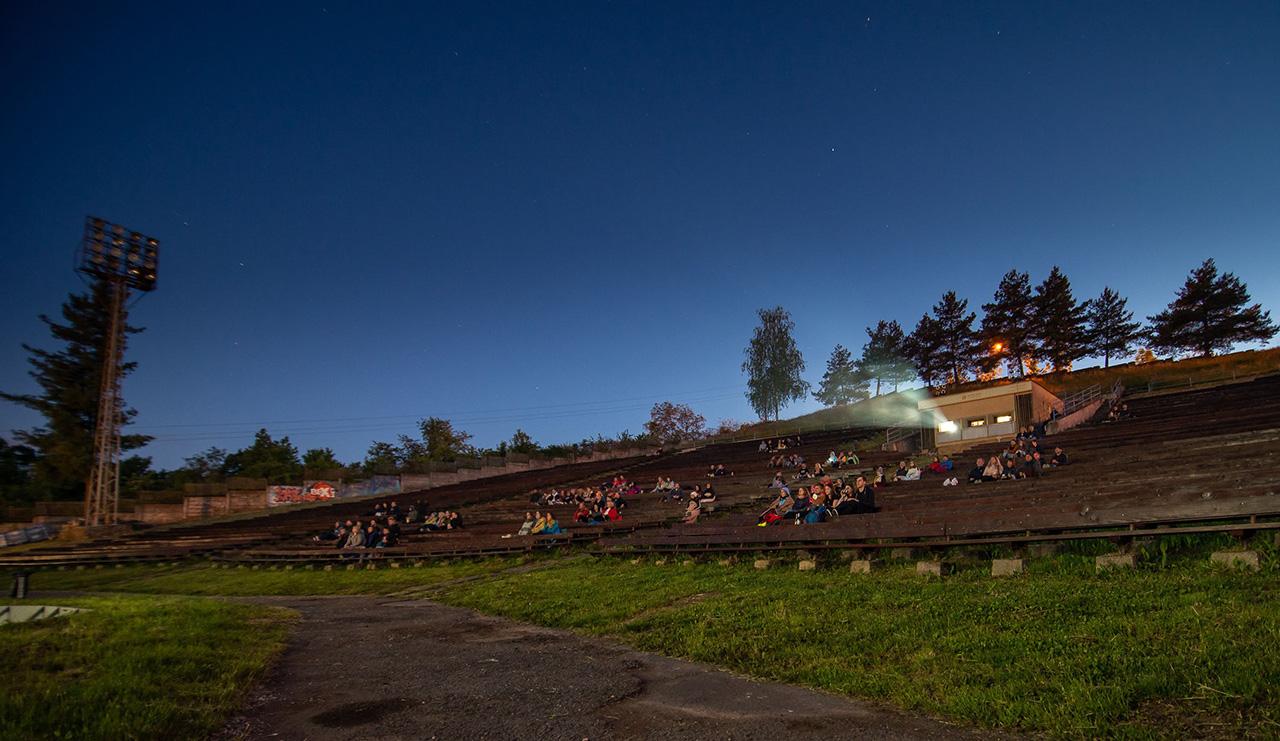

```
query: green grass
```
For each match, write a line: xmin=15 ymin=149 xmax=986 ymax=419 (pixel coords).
xmin=432 ymin=550 xmax=1280 ymax=738
xmin=6 ymin=542 xmax=1277 ymax=738
xmin=8 ymin=557 xmax=517 ymax=596
xmin=0 ymin=594 xmax=290 ymax=740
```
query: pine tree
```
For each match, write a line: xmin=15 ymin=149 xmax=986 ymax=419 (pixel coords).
xmin=1084 ymin=286 xmax=1143 ymax=367
xmin=1 ymin=279 xmax=150 ymax=500
xmin=742 ymin=306 xmax=809 ymax=420
xmin=0 ymin=439 xmax=37 ymax=503
xmin=980 ymin=269 xmax=1036 ymax=377
xmin=859 ymin=320 xmax=914 ymax=394
xmin=903 ymin=313 xmax=949 ymax=388
xmin=1147 ymin=259 xmax=1278 ymax=357
xmin=922 ymin=291 xmax=989 ymax=386
xmin=1032 ymin=266 xmax=1090 ymax=371
xmin=813 ymin=345 xmax=869 ymax=406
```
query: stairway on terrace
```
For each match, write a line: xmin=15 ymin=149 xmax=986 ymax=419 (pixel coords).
xmin=0 ymin=453 xmax=659 ymax=567
xmin=608 ymin=374 xmax=1280 ymax=553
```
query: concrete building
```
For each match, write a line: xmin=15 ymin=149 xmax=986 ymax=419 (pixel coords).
xmin=918 ymin=380 xmax=1063 ymax=452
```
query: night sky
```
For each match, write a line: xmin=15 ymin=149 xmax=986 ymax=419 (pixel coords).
xmin=2 ymin=1 xmax=1278 ymax=468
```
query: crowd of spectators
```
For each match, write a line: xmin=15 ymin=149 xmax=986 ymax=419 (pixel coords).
xmin=309 ymin=419 xmax=1082 ymax=550
xmin=758 ymin=435 xmax=802 ymax=453
xmin=312 ymin=516 xmax=403 ymax=549
xmin=757 ymin=473 xmax=878 ymax=525
xmin=516 ymin=511 xmax=563 ymax=535
xmin=310 ymin=498 xmax=469 ymax=549
xmin=516 ymin=475 xmax=647 ymax=534
xmin=958 ymin=428 xmax=1070 ymax=484
xmin=769 ymin=452 xmax=806 ymax=469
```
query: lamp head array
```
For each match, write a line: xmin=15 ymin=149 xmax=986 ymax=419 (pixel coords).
xmin=79 ymin=216 xmax=159 ymax=291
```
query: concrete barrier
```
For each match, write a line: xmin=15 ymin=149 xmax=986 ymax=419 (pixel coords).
xmin=1210 ymin=550 xmax=1260 ymax=571
xmin=1095 ymin=553 xmax=1137 ymax=572
xmin=917 ymin=561 xmax=953 ymax=577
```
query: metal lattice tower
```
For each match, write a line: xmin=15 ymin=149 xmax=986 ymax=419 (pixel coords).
xmin=84 ymin=280 xmax=127 ymax=526
xmin=79 ymin=217 xmax=159 ymax=527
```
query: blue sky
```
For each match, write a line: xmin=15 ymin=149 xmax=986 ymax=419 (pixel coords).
xmin=2 ymin=1 xmax=1277 ymax=468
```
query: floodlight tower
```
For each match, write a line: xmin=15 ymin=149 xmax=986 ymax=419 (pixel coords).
xmin=78 ymin=216 xmax=159 ymax=527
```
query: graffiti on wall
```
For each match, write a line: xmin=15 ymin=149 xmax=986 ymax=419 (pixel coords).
xmin=267 ymin=476 xmax=401 ymax=507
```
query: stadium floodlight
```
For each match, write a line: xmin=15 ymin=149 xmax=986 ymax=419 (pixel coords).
xmin=80 ymin=216 xmax=159 ymax=292
xmin=77 ymin=216 xmax=161 ymax=527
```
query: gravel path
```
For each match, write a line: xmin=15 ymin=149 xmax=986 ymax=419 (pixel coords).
xmin=222 ymin=596 xmax=995 ymax=740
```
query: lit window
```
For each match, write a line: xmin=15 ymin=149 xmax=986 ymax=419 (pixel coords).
xmin=995 ymin=414 xmax=1013 ymax=424
xmin=967 ymin=418 xmax=986 ymax=428
xmin=938 ymin=420 xmax=958 ymax=434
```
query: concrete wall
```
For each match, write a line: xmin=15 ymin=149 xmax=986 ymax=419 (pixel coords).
xmin=227 ymin=489 xmax=269 ymax=512
xmin=923 ymin=380 xmax=1064 ymax=452
xmin=1030 ymin=383 xmax=1064 ymax=425
xmin=1046 ymin=398 xmax=1106 ymax=436
xmin=398 ymin=446 xmax=654 ymax=494
xmin=134 ymin=502 xmax=186 ymax=525
xmin=183 ymin=495 xmax=228 ymax=520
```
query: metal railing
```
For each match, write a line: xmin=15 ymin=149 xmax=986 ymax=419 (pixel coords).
xmin=1059 ymin=384 xmax=1103 ymax=416
xmin=881 ymin=426 xmax=920 ymax=451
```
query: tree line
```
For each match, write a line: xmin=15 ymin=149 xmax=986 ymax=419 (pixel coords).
xmin=742 ymin=258 xmax=1276 ymax=419
xmin=1 ymin=258 xmax=1274 ymax=503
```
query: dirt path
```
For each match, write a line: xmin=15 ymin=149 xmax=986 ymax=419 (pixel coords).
xmin=223 ymin=596 xmax=996 ymax=740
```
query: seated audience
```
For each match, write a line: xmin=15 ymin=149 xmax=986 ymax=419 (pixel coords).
xmin=982 ymin=456 xmax=1004 ymax=481
xmin=312 ymin=521 xmax=343 ymax=543
xmin=967 ymin=458 xmax=986 ymax=484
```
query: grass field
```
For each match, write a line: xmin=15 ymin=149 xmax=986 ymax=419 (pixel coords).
xmin=6 ymin=537 xmax=1277 ymax=738
xmin=0 ymin=595 xmax=291 ymax=740
xmin=10 ymin=557 xmax=517 ymax=596
xmin=430 ymin=545 xmax=1279 ymax=738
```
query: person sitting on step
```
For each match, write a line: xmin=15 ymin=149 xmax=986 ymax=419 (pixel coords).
xmin=852 ymin=475 xmax=877 ymax=513
xmin=783 ymin=487 xmax=811 ymax=522
xmin=967 ymin=458 xmax=987 ymax=484
xmin=682 ymin=499 xmax=701 ymax=524
xmin=832 ymin=485 xmax=858 ymax=516
xmin=982 ymin=456 xmax=1004 ymax=481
